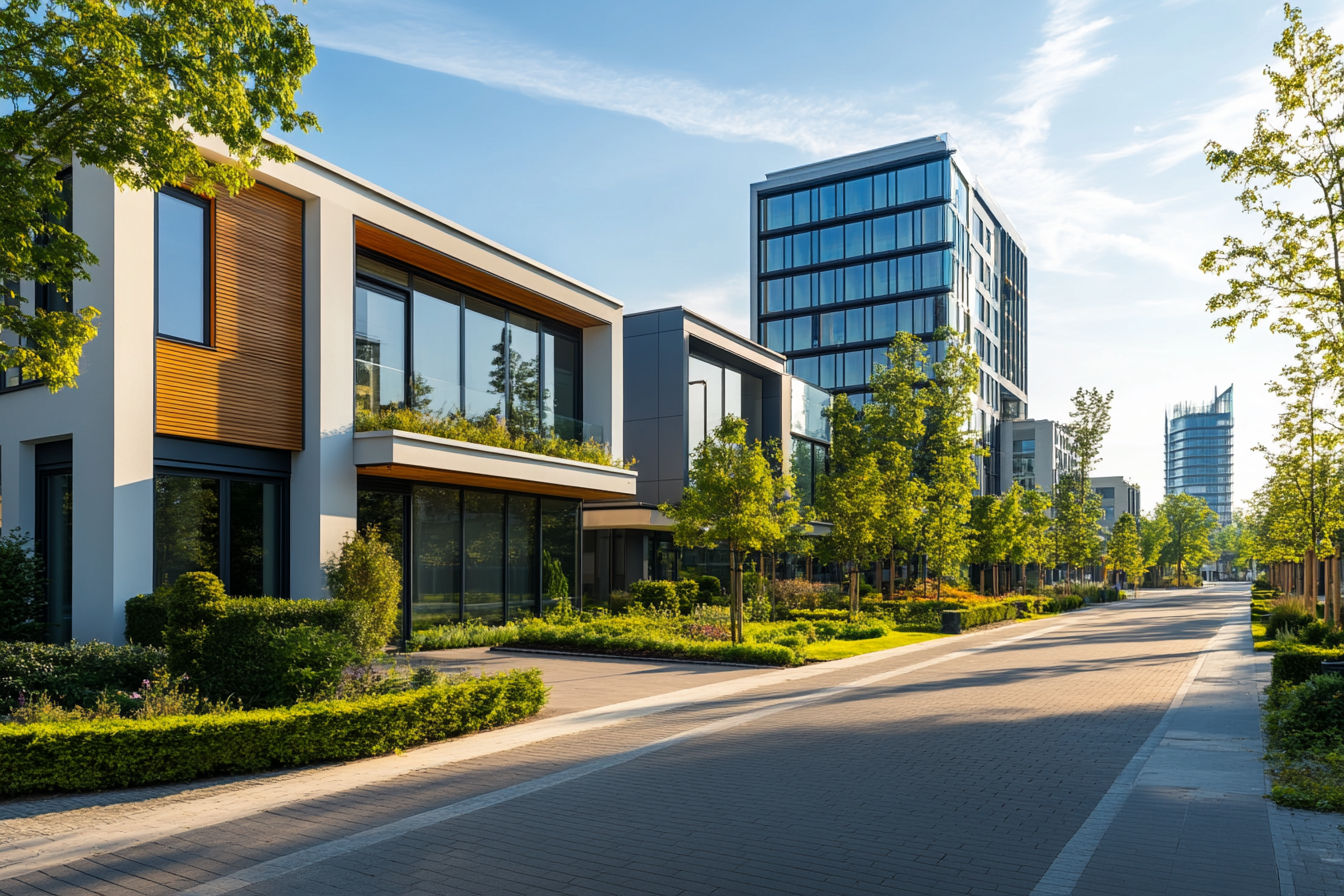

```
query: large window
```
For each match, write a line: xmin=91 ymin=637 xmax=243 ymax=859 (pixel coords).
xmin=156 ymin=188 xmax=210 ymax=344
xmin=356 ymin=256 xmax=583 ymax=437
xmin=36 ymin=441 xmax=72 ymax=642
xmin=362 ymin=483 xmax=581 ymax=635
xmin=688 ymin=354 xmax=763 ymax=455
xmin=153 ymin=472 xmax=284 ymax=596
xmin=790 ymin=439 xmax=828 ymax=510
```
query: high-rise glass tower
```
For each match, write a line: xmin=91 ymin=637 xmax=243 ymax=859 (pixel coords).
xmin=749 ymin=134 xmax=1028 ymax=495
xmin=1164 ymin=385 xmax=1234 ymax=524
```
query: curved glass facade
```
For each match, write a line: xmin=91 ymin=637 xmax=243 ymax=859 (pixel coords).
xmin=1164 ymin=386 xmax=1234 ymax=524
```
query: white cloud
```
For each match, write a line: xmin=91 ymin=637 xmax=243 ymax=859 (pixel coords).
xmin=658 ymin=276 xmax=750 ymax=338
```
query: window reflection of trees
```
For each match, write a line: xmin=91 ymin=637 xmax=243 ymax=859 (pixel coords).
xmin=153 ymin=476 xmax=220 ymax=588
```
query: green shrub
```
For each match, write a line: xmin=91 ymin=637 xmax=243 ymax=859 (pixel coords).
xmin=1271 ymin=646 xmax=1344 ymax=687
xmin=1267 ymin=603 xmax=1316 ymax=639
xmin=407 ymin=622 xmax=521 ymax=651
xmin=859 ymin=582 xmax=874 ymax=597
xmin=0 ymin=668 xmax=547 ymax=797
xmin=124 ymin=588 xmax=171 ymax=647
xmin=1265 ymin=673 xmax=1344 ymax=755
xmin=698 ymin=576 xmax=722 ymax=600
xmin=1044 ymin=595 xmax=1085 ymax=613
xmin=781 ymin=608 xmax=851 ymax=622
xmin=511 ymin=619 xmax=800 ymax=666
xmin=0 ymin=641 xmax=167 ymax=713
xmin=674 ymin=580 xmax=699 ymax=615
xmin=325 ymin=527 xmax=403 ymax=649
xmin=0 ymin=529 xmax=46 ymax=642
xmin=959 ymin=602 xmax=1019 ymax=629
xmin=628 ymin=580 xmax=680 ymax=614
xmin=164 ymin=572 xmax=377 ymax=707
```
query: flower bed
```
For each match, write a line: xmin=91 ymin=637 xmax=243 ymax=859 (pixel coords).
xmin=0 ymin=668 xmax=546 ymax=797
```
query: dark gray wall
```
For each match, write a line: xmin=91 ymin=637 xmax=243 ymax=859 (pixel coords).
xmin=624 ymin=309 xmax=689 ymax=506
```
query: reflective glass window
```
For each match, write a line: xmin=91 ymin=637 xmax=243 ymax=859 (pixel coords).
xmin=688 ymin=356 xmax=723 ymax=454
xmin=818 ymin=269 xmax=837 ymax=305
xmin=413 ymin=486 xmax=461 ymax=629
xmin=793 ymin=190 xmax=812 ymax=225
xmin=897 ymin=212 xmax=914 ymax=250
xmin=873 ymin=215 xmax=895 ymax=253
xmin=357 ymin=256 xmax=410 ymax=286
xmin=412 ymin=280 xmax=461 ymax=417
xmin=464 ymin=297 xmax=506 ymax=421
xmin=766 ymin=195 xmax=793 ymax=230
xmin=792 ymin=314 xmax=814 ymax=349
xmin=793 ymin=354 xmax=820 ymax=386
xmin=464 ymin=490 xmax=505 ymax=624
xmin=545 ymin=332 xmax=579 ymax=439
xmin=922 ymin=251 xmax=944 ymax=288
xmin=355 ymin=285 xmax=406 ymax=414
xmin=844 ymin=177 xmax=872 ymax=215
xmin=896 ymin=256 xmax=915 ymax=293
xmin=873 ymin=173 xmax=889 ymax=209
xmin=541 ymin=498 xmax=579 ymax=612
xmin=819 ymin=226 xmax=844 ymax=262
xmin=819 ymin=353 xmax=835 ymax=389
xmin=897 ymin=166 xmax=926 ymax=204
xmin=792 ymin=274 xmax=813 ymax=308
xmin=844 ymin=265 xmax=865 ymax=301
xmin=845 ymin=350 xmax=866 ymax=386
xmin=508 ymin=495 xmax=538 ymax=620
xmin=846 ymin=307 xmax=865 ymax=343
xmin=724 ymin=368 xmax=743 ymax=420
xmin=229 ymin=480 xmax=282 ymax=598
xmin=872 ymin=303 xmax=896 ymax=341
xmin=765 ymin=278 xmax=785 ymax=313
xmin=922 ymin=205 xmax=945 ymax=243
xmin=765 ymin=237 xmax=786 ymax=272
xmin=508 ymin=313 xmax=541 ymax=435
xmin=872 ymin=260 xmax=890 ymax=296
xmin=898 ymin=300 xmax=913 ymax=333
xmin=154 ymin=475 xmax=220 ymax=590
xmin=913 ymin=298 xmax=926 ymax=334
xmin=792 ymin=439 xmax=815 ymax=509
xmin=39 ymin=469 xmax=73 ymax=642
xmin=765 ymin=319 xmax=785 ymax=351
xmin=820 ymin=311 xmax=844 ymax=346
xmin=792 ymin=231 xmax=812 ymax=267
xmin=927 ymin=159 xmax=947 ymax=199
xmin=818 ymin=184 xmax=837 ymax=219
xmin=157 ymin=190 xmax=209 ymax=344
xmin=844 ymin=222 xmax=864 ymax=258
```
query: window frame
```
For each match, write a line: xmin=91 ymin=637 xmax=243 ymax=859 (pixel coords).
xmin=154 ymin=186 xmax=214 ymax=347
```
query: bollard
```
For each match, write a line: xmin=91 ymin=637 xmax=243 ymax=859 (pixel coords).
xmin=941 ymin=610 xmax=963 ymax=635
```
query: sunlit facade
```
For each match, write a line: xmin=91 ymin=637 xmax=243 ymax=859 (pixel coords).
xmin=1165 ymin=386 xmax=1234 ymax=525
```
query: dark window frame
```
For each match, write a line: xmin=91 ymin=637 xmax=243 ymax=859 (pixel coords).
xmin=154 ymin=186 xmax=213 ymax=347
xmin=153 ymin=465 xmax=289 ymax=597
xmin=354 ymin=250 xmax=585 ymax=435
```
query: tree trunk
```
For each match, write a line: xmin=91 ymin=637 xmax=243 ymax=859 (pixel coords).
xmin=731 ymin=550 xmax=744 ymax=644
xmin=1332 ymin=551 xmax=1341 ymax=630
xmin=889 ymin=551 xmax=897 ymax=600
xmin=849 ymin=566 xmax=860 ymax=620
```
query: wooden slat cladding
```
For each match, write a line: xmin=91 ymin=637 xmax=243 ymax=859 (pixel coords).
xmin=354 ymin=220 xmax=603 ymax=329
xmin=356 ymin=463 xmax=623 ymax=500
xmin=156 ymin=182 xmax=304 ymax=451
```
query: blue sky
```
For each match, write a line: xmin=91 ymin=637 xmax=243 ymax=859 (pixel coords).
xmin=283 ymin=0 xmax=1344 ymax=509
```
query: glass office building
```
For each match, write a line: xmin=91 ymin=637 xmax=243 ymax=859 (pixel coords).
xmin=1165 ymin=386 xmax=1234 ymax=525
xmin=750 ymin=134 xmax=1029 ymax=495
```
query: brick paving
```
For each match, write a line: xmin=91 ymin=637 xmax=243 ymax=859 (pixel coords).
xmin=4 ymin=587 xmax=1336 ymax=895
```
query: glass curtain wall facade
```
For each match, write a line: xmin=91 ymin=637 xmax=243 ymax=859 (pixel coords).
xmin=358 ymin=481 xmax=581 ymax=636
xmin=152 ymin=472 xmax=285 ymax=596
xmin=756 ymin=157 xmax=954 ymax=407
xmin=688 ymin=353 xmax=763 ymax=454
xmin=1165 ymin=386 xmax=1234 ymax=525
xmin=354 ymin=254 xmax=591 ymax=442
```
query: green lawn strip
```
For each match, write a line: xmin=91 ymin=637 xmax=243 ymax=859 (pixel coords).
xmin=805 ymin=630 xmax=947 ymax=661
xmin=1253 ymin=622 xmax=1276 ymax=652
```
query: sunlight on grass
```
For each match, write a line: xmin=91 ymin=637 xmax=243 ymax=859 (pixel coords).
xmin=806 ymin=630 xmax=948 ymax=661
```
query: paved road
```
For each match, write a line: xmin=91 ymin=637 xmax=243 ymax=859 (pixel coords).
xmin=4 ymin=585 xmax=1343 ymax=895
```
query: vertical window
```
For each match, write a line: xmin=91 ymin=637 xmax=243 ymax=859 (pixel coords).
xmin=464 ymin=491 xmax=505 ymax=624
xmin=766 ymin=194 xmax=793 ymax=230
xmin=765 ymin=278 xmax=786 ymax=313
xmin=412 ymin=280 xmax=462 ymax=418
xmin=508 ymin=313 xmax=541 ymax=435
xmin=765 ymin=319 xmax=785 ymax=351
xmin=897 ymin=166 xmax=926 ymax=205
xmin=844 ymin=350 xmax=866 ymax=386
xmin=819 ymin=269 xmax=837 ymax=305
xmin=791 ymin=232 xmax=812 ymax=267
xmin=765 ymin=237 xmax=786 ymax=271
xmin=873 ymin=173 xmax=889 ymax=210
xmin=898 ymin=301 xmax=913 ymax=333
xmin=37 ymin=172 xmax=73 ymax=316
xmin=844 ymin=222 xmax=865 ymax=258
xmin=819 ymin=226 xmax=844 ymax=262
xmin=844 ymin=265 xmax=865 ymax=301
xmin=897 ymin=212 xmax=914 ymax=249
xmin=846 ymin=307 xmax=865 ymax=343
xmin=820 ymin=311 xmax=845 ymax=346
xmin=355 ymin=285 xmax=407 ymax=414
xmin=792 ymin=274 xmax=813 ymax=309
xmin=927 ymin=159 xmax=948 ymax=199
xmin=544 ymin=332 xmax=580 ymax=439
xmin=464 ymin=297 xmax=506 ymax=421
xmin=844 ymin=177 xmax=872 ymax=215
xmin=922 ymin=205 xmax=945 ymax=243
xmin=153 ymin=475 xmax=221 ymax=588
xmin=793 ymin=355 xmax=820 ymax=386
xmin=818 ymin=184 xmax=837 ymax=220
xmin=792 ymin=190 xmax=813 ymax=225
xmin=156 ymin=189 xmax=210 ymax=344
xmin=541 ymin=498 xmax=580 ymax=612
xmin=873 ymin=216 xmax=895 ymax=254
xmin=792 ymin=439 xmax=815 ymax=509
xmin=872 ymin=303 xmax=896 ymax=341
xmin=411 ymin=486 xmax=460 ymax=630
xmin=819 ymin=354 xmax=835 ymax=389
xmin=37 ymin=458 xmax=73 ymax=643
xmin=792 ymin=315 xmax=814 ymax=350
xmin=872 ymin=260 xmax=890 ymax=296
xmin=154 ymin=472 xmax=285 ymax=597
xmin=896 ymin=256 xmax=915 ymax=293
xmin=228 ymin=480 xmax=283 ymax=598
xmin=507 ymin=496 xmax=539 ymax=620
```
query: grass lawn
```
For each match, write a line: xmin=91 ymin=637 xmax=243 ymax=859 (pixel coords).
xmin=1253 ymin=621 xmax=1277 ymax=652
xmin=806 ymin=630 xmax=947 ymax=661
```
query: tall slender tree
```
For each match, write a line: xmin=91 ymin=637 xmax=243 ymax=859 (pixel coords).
xmin=817 ymin=395 xmax=884 ymax=618
xmin=1107 ymin=512 xmax=1146 ymax=597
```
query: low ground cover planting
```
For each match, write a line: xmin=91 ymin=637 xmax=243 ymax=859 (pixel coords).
xmin=1263 ymin=672 xmax=1344 ymax=812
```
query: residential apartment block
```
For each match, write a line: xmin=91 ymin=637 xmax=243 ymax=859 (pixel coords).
xmin=582 ymin=307 xmax=830 ymax=600
xmin=1011 ymin=419 xmax=1075 ymax=494
xmin=1165 ymin=385 xmax=1234 ymax=525
xmin=0 ymin=140 xmax=633 ymax=644
xmin=749 ymin=134 xmax=1028 ymax=495
xmin=1091 ymin=475 xmax=1141 ymax=529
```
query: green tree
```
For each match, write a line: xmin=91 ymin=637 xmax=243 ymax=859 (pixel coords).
xmin=1053 ymin=388 xmax=1112 ymax=585
xmin=1 ymin=0 xmax=319 ymax=390
xmin=1019 ymin=488 xmax=1054 ymax=589
xmin=1107 ymin=512 xmax=1146 ymax=597
xmin=866 ymin=332 xmax=929 ymax=594
xmin=0 ymin=528 xmax=44 ymax=641
xmin=661 ymin=416 xmax=784 ymax=642
xmin=761 ymin=438 xmax=809 ymax=589
xmin=914 ymin=330 xmax=981 ymax=598
xmin=324 ymin=527 xmax=404 ymax=654
xmin=1139 ymin=509 xmax=1172 ymax=586
xmin=1155 ymin=494 xmax=1221 ymax=585
xmin=816 ymin=395 xmax=884 ymax=618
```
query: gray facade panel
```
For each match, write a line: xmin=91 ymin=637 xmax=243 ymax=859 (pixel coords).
xmin=624 ymin=333 xmax=660 ymax=422
xmin=625 ymin=418 xmax=659 ymax=483
xmin=658 ymin=414 xmax=685 ymax=483
xmin=656 ymin=330 xmax=684 ymax=418
xmin=624 ymin=313 xmax=658 ymax=338
xmin=658 ymin=308 xmax=684 ymax=332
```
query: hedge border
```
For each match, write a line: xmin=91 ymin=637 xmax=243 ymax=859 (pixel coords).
xmin=0 ymin=668 xmax=547 ymax=797
xmin=1271 ymin=647 xmax=1344 ymax=688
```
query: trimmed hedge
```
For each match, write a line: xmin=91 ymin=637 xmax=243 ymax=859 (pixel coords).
xmin=124 ymin=589 xmax=171 ymax=647
xmin=1271 ymin=646 xmax=1344 ymax=687
xmin=959 ymin=601 xmax=1020 ymax=629
xmin=511 ymin=622 xmax=801 ymax=666
xmin=0 ymin=668 xmax=547 ymax=797
xmin=1045 ymin=595 xmax=1085 ymax=613
xmin=0 ymin=641 xmax=168 ymax=713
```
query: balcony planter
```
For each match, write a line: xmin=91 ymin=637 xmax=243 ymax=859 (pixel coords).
xmin=353 ymin=430 xmax=638 ymax=500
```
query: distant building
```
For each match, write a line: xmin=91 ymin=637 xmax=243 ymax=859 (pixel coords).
xmin=1012 ymin=419 xmax=1075 ymax=494
xmin=1091 ymin=476 xmax=1141 ymax=530
xmin=1165 ymin=386 xmax=1234 ymax=525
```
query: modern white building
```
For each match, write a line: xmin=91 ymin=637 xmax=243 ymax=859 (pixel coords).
xmin=1011 ymin=418 xmax=1075 ymax=494
xmin=1091 ymin=475 xmax=1141 ymax=530
xmin=0 ymin=137 xmax=633 ymax=644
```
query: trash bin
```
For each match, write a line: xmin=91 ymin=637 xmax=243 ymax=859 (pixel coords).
xmin=941 ymin=610 xmax=962 ymax=635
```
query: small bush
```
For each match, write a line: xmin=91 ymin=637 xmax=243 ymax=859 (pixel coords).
xmin=325 ymin=527 xmax=403 ymax=649
xmin=0 ymin=641 xmax=167 ymax=713
xmin=698 ymin=576 xmax=722 ymax=600
xmin=674 ymin=580 xmax=699 ymax=614
xmin=1271 ymin=646 xmax=1344 ymax=687
xmin=0 ymin=668 xmax=547 ymax=797
xmin=768 ymin=579 xmax=828 ymax=610
xmin=1265 ymin=673 xmax=1344 ymax=755
xmin=1044 ymin=595 xmax=1085 ymax=614
xmin=628 ymin=580 xmax=680 ymax=615
xmin=959 ymin=601 xmax=1019 ymax=629
xmin=124 ymin=588 xmax=171 ymax=647
xmin=1267 ymin=602 xmax=1316 ymax=640
xmin=0 ymin=529 xmax=46 ymax=642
